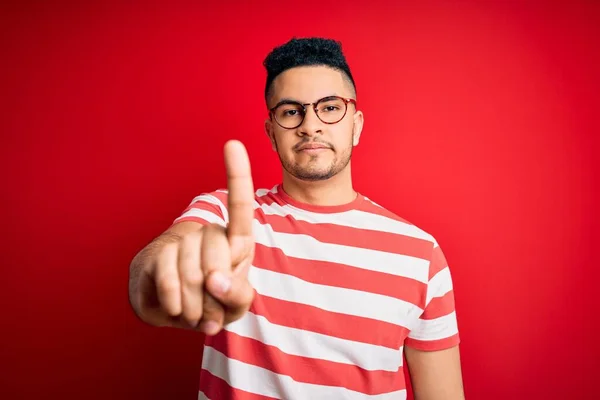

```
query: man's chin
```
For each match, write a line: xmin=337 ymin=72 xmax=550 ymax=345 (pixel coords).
xmin=280 ymin=156 xmax=340 ymax=181
xmin=292 ymin=168 xmax=335 ymax=181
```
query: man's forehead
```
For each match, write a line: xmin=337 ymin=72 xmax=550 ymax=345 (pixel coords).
xmin=270 ymin=66 xmax=351 ymax=103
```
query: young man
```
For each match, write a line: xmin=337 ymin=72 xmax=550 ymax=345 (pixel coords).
xmin=129 ymin=37 xmax=465 ymax=399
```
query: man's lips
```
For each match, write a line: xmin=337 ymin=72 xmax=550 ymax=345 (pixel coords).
xmin=297 ymin=143 xmax=331 ymax=151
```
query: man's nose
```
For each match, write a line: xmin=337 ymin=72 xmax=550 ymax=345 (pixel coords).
xmin=298 ymin=106 xmax=323 ymax=136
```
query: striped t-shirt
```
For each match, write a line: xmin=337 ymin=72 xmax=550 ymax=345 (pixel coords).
xmin=173 ymin=184 xmax=460 ymax=400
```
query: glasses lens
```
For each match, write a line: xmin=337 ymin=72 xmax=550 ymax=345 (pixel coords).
xmin=274 ymin=103 xmax=304 ymax=128
xmin=316 ymin=97 xmax=347 ymax=124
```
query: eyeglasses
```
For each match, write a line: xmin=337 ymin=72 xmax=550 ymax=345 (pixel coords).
xmin=269 ymin=96 xmax=357 ymax=129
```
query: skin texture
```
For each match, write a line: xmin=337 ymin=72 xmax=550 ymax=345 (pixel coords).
xmin=128 ymin=65 xmax=465 ymax=399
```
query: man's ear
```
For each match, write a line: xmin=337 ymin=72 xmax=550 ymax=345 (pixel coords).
xmin=264 ymin=119 xmax=277 ymax=151
xmin=352 ymin=110 xmax=364 ymax=146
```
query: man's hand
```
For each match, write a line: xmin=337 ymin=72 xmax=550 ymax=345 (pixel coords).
xmin=129 ymin=140 xmax=256 ymax=335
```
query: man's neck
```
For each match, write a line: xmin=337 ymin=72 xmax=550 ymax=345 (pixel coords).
xmin=281 ymin=165 xmax=357 ymax=206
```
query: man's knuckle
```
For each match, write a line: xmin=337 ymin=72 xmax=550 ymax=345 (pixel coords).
xmin=157 ymin=277 xmax=179 ymax=295
xmin=184 ymin=271 xmax=203 ymax=287
xmin=182 ymin=230 xmax=202 ymax=244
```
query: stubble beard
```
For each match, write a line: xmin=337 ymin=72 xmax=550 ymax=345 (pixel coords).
xmin=276 ymin=139 xmax=353 ymax=182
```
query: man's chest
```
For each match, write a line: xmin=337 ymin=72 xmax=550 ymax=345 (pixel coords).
xmin=247 ymin=215 xmax=429 ymax=349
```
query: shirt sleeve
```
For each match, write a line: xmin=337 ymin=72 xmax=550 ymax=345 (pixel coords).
xmin=171 ymin=189 xmax=230 ymax=228
xmin=405 ymin=240 xmax=460 ymax=351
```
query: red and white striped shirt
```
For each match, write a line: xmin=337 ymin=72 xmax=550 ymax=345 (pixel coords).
xmin=173 ymin=184 xmax=460 ymax=400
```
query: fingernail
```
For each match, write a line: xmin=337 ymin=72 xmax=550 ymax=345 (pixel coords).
xmin=212 ymin=272 xmax=231 ymax=294
xmin=202 ymin=321 xmax=220 ymax=336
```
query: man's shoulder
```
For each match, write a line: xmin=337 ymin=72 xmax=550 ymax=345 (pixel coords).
xmin=359 ymin=194 xmax=437 ymax=244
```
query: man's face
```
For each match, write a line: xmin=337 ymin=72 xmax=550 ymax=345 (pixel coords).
xmin=264 ymin=66 xmax=364 ymax=182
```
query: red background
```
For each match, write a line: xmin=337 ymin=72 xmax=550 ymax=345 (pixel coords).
xmin=1 ymin=1 xmax=598 ymax=399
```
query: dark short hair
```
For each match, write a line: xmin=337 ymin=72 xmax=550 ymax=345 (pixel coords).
xmin=263 ymin=37 xmax=356 ymax=104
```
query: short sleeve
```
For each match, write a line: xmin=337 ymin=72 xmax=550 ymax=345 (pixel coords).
xmin=405 ymin=241 xmax=460 ymax=351
xmin=171 ymin=189 xmax=230 ymax=228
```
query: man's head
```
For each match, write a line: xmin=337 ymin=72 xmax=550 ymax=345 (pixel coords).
xmin=263 ymin=37 xmax=364 ymax=182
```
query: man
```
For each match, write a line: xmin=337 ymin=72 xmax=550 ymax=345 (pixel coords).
xmin=129 ymin=37 xmax=465 ymax=399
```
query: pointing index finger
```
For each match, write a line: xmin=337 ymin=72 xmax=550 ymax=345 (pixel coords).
xmin=224 ymin=140 xmax=255 ymax=245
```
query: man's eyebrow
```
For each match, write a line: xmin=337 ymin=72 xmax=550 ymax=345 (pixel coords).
xmin=272 ymin=98 xmax=300 ymax=108
xmin=318 ymin=95 xmax=342 ymax=102
xmin=271 ymin=94 xmax=340 ymax=109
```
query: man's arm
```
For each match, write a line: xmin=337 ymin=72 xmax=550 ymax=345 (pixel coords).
xmin=403 ymin=239 xmax=464 ymax=399
xmin=404 ymin=345 xmax=465 ymax=400
xmin=128 ymin=139 xmax=257 ymax=333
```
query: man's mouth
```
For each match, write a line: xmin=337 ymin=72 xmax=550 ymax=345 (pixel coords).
xmin=297 ymin=143 xmax=331 ymax=152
